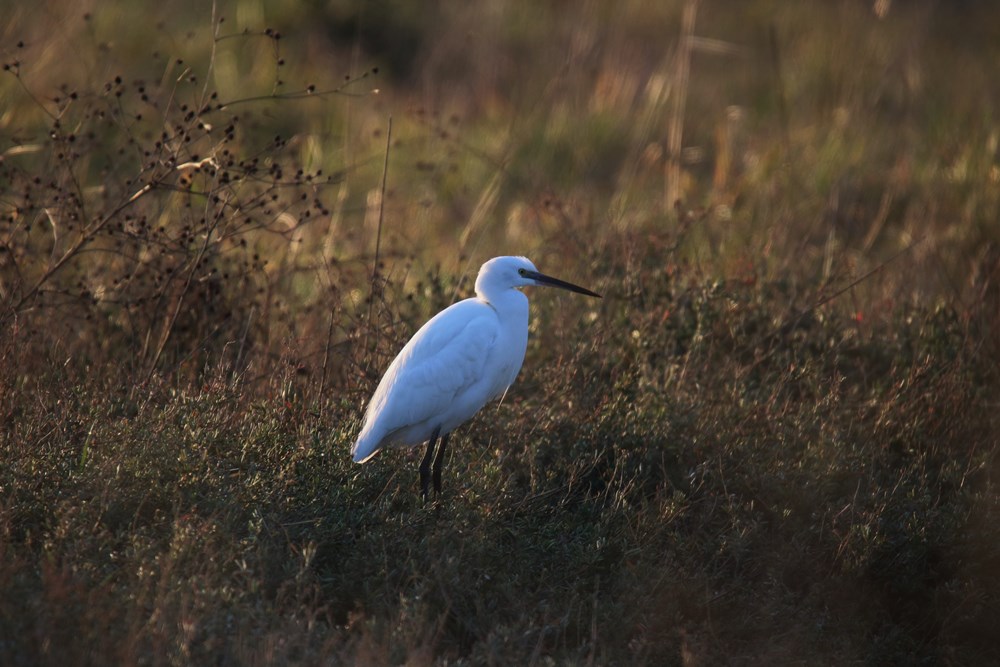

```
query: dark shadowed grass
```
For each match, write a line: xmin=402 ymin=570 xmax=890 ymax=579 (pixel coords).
xmin=2 ymin=246 xmax=998 ymax=664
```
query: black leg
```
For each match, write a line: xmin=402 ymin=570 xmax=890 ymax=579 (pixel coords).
xmin=432 ymin=433 xmax=449 ymax=495
xmin=419 ymin=427 xmax=441 ymax=501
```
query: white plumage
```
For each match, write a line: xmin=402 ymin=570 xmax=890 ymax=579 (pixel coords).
xmin=352 ymin=256 xmax=600 ymax=498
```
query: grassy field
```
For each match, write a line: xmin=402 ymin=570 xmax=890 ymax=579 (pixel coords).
xmin=2 ymin=0 xmax=999 ymax=664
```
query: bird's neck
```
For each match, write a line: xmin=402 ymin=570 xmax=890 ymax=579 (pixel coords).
xmin=480 ymin=289 xmax=529 ymax=319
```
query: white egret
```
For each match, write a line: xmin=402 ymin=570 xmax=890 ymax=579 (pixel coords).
xmin=352 ymin=256 xmax=601 ymax=499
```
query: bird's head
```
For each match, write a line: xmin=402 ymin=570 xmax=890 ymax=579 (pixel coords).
xmin=475 ymin=256 xmax=601 ymax=302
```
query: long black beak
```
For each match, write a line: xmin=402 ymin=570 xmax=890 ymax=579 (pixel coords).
xmin=525 ymin=270 xmax=602 ymax=298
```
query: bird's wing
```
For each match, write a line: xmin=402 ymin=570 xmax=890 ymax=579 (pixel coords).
xmin=363 ymin=300 xmax=499 ymax=441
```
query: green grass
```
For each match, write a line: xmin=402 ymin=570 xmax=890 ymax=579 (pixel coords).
xmin=2 ymin=1 xmax=1000 ymax=664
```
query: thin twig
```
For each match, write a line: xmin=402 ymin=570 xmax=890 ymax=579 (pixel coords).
xmin=236 ymin=306 xmax=255 ymax=374
xmin=200 ymin=0 xmax=221 ymax=109
xmin=766 ymin=235 xmax=928 ymax=347
xmin=320 ymin=308 xmax=335 ymax=407
xmin=666 ymin=0 xmax=700 ymax=212
xmin=216 ymin=76 xmax=378 ymax=111
xmin=4 ymin=184 xmax=153 ymax=322
xmin=807 ymin=236 xmax=926 ymax=314
xmin=366 ymin=115 xmax=392 ymax=364
xmin=768 ymin=24 xmax=791 ymax=152
xmin=145 ymin=199 xmax=225 ymax=382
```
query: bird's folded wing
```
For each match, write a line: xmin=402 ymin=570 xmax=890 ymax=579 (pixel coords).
xmin=368 ymin=306 xmax=499 ymax=434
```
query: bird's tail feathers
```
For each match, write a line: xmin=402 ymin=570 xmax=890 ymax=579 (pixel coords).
xmin=351 ymin=430 xmax=382 ymax=464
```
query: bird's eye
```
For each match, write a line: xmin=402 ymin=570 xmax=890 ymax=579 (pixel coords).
xmin=518 ymin=268 xmax=526 ymax=276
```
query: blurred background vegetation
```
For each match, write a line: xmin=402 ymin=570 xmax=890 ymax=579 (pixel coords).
xmin=1 ymin=0 xmax=999 ymax=664
xmin=3 ymin=0 xmax=998 ymax=380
